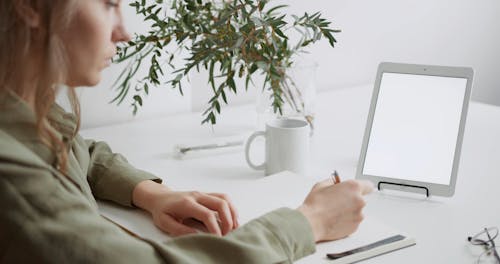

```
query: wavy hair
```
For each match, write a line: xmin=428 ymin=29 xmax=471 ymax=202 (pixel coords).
xmin=0 ymin=0 xmax=80 ymax=173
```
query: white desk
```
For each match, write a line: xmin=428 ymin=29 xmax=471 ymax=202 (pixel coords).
xmin=81 ymin=84 xmax=500 ymax=263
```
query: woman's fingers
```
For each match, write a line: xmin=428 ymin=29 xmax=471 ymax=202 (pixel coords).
xmin=208 ymin=193 xmax=239 ymax=229
xmin=157 ymin=213 xmax=197 ymax=237
xmin=312 ymin=178 xmax=335 ymax=190
xmin=197 ymin=194 xmax=233 ymax=235
xmin=358 ymin=180 xmax=374 ymax=195
xmin=187 ymin=202 xmax=223 ymax=236
xmin=151 ymin=191 xmax=240 ymax=237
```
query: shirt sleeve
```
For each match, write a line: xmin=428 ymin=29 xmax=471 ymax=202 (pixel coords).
xmin=82 ymin=137 xmax=162 ymax=207
xmin=150 ymin=208 xmax=316 ymax=263
xmin=0 ymin=162 xmax=316 ymax=263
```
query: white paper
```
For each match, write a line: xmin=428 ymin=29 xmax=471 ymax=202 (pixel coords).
xmin=99 ymin=171 xmax=415 ymax=263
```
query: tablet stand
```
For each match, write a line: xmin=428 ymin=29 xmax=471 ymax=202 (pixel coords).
xmin=377 ymin=181 xmax=429 ymax=197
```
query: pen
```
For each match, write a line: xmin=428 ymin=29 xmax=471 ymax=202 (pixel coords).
xmin=175 ymin=140 xmax=244 ymax=155
xmin=331 ymin=170 xmax=341 ymax=184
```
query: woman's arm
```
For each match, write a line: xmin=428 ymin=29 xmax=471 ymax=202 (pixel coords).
xmin=0 ymin=162 xmax=315 ymax=263
xmin=77 ymin=135 xmax=162 ymax=207
xmin=78 ymin=135 xmax=239 ymax=236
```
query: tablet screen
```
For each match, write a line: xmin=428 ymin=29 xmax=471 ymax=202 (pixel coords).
xmin=362 ymin=73 xmax=467 ymax=185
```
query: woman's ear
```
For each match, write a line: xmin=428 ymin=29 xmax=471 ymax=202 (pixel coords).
xmin=14 ymin=0 xmax=41 ymax=28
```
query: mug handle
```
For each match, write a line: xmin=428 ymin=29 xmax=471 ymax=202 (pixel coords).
xmin=245 ymin=131 xmax=266 ymax=170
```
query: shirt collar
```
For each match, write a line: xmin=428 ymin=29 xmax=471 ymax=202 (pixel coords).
xmin=48 ymin=103 xmax=78 ymax=142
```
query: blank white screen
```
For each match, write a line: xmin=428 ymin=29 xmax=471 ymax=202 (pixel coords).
xmin=363 ymin=73 xmax=467 ymax=185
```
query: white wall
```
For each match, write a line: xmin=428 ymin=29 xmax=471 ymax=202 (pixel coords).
xmin=189 ymin=0 xmax=500 ymax=110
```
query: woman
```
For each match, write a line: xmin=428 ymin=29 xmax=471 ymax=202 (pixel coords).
xmin=0 ymin=0 xmax=373 ymax=263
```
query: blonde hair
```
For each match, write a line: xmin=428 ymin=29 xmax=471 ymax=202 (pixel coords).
xmin=0 ymin=0 xmax=80 ymax=173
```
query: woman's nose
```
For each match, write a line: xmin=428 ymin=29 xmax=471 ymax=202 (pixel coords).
xmin=112 ymin=23 xmax=131 ymax=43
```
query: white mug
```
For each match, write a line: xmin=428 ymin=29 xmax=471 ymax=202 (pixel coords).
xmin=245 ymin=118 xmax=310 ymax=176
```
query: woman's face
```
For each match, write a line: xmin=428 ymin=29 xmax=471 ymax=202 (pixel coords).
xmin=61 ymin=0 xmax=130 ymax=87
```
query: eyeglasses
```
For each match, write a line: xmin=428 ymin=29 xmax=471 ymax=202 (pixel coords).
xmin=468 ymin=227 xmax=500 ymax=264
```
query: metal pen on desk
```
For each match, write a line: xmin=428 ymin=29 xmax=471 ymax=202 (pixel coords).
xmin=331 ymin=170 xmax=341 ymax=184
xmin=175 ymin=140 xmax=244 ymax=155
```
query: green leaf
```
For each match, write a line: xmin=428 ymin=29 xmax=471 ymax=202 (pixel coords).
xmin=245 ymin=74 xmax=252 ymax=91
xmin=214 ymin=100 xmax=221 ymax=113
xmin=210 ymin=112 xmax=216 ymax=124
xmin=133 ymin=95 xmax=143 ymax=106
xmin=266 ymin=4 xmax=288 ymax=15
xmin=274 ymin=28 xmax=287 ymax=39
xmin=258 ymin=1 xmax=266 ymax=11
xmin=221 ymin=89 xmax=228 ymax=104
xmin=227 ymin=77 xmax=236 ymax=93
xmin=249 ymin=64 xmax=258 ymax=74
xmin=209 ymin=60 xmax=216 ymax=92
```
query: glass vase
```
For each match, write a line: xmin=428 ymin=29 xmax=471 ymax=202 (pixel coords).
xmin=256 ymin=60 xmax=318 ymax=135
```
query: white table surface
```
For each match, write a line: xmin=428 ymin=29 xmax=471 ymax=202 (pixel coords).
xmin=81 ymin=84 xmax=500 ymax=263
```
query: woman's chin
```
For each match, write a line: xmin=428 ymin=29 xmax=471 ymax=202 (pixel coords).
xmin=67 ymin=75 xmax=101 ymax=87
xmin=86 ymin=77 xmax=101 ymax=87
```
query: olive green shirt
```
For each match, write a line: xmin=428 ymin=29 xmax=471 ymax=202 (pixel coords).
xmin=0 ymin=94 xmax=315 ymax=263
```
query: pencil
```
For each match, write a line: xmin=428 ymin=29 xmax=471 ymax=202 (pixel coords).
xmin=332 ymin=170 xmax=341 ymax=184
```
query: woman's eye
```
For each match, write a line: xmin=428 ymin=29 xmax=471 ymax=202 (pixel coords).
xmin=106 ymin=1 xmax=119 ymax=8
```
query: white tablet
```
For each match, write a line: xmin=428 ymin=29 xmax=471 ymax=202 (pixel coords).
xmin=356 ymin=62 xmax=473 ymax=197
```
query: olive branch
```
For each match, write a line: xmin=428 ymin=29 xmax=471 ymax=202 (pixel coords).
xmin=112 ymin=0 xmax=340 ymax=125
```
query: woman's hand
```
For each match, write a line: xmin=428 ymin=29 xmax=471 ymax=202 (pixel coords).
xmin=132 ymin=180 xmax=239 ymax=237
xmin=297 ymin=179 xmax=373 ymax=242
